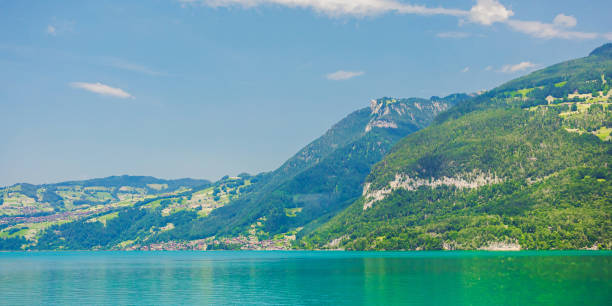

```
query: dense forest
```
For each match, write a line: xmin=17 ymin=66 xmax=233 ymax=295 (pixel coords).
xmin=303 ymin=109 xmax=611 ymax=250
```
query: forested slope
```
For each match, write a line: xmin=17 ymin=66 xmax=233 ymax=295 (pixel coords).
xmin=303 ymin=44 xmax=612 ymax=250
xmin=171 ymin=95 xmax=467 ymax=241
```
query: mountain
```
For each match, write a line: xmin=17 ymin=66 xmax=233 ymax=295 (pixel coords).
xmin=1 ymin=94 xmax=466 ymax=250
xmin=4 ymin=45 xmax=611 ymax=251
xmin=155 ymin=94 xmax=468 ymax=245
xmin=302 ymin=45 xmax=612 ymax=250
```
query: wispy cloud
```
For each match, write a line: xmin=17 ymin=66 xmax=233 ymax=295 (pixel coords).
xmin=485 ymin=65 xmax=493 ymax=71
xmin=45 ymin=19 xmax=75 ymax=36
xmin=506 ymin=17 xmax=598 ymax=40
xmin=46 ymin=25 xmax=56 ymax=36
xmin=180 ymin=0 xmax=468 ymax=18
xmin=105 ymin=58 xmax=167 ymax=76
xmin=467 ymin=1 xmax=602 ymax=39
xmin=436 ymin=31 xmax=471 ymax=39
xmin=70 ymin=82 xmax=134 ymax=99
xmin=326 ymin=70 xmax=364 ymax=81
xmin=499 ymin=61 xmax=537 ymax=73
xmin=0 ymin=43 xmax=169 ymax=78
xmin=461 ymin=67 xmax=470 ymax=73
xmin=179 ymin=0 xmax=611 ymax=41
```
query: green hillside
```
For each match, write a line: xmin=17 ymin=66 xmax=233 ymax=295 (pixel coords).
xmin=172 ymin=95 xmax=467 ymax=244
xmin=0 ymin=176 xmax=211 ymax=250
xmin=303 ymin=45 xmax=612 ymax=251
xmin=0 ymin=175 xmax=210 ymax=216
xmin=5 ymin=94 xmax=466 ymax=250
xmin=30 ymin=176 xmax=254 ymax=250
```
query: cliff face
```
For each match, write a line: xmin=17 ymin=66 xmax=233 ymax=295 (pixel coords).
xmin=366 ymin=97 xmax=452 ymax=132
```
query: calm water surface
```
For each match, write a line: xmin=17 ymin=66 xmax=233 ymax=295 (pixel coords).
xmin=0 ymin=251 xmax=610 ymax=305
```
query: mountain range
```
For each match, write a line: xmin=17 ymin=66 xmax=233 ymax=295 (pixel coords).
xmin=1 ymin=44 xmax=611 ymax=251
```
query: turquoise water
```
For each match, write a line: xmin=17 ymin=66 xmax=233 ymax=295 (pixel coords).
xmin=0 ymin=251 xmax=610 ymax=305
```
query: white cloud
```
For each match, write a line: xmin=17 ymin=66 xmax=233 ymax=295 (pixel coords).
xmin=106 ymin=58 xmax=166 ymax=76
xmin=46 ymin=25 xmax=56 ymax=36
xmin=553 ymin=14 xmax=577 ymax=28
xmin=499 ymin=61 xmax=537 ymax=73
xmin=182 ymin=0 xmax=467 ymax=17
xmin=469 ymin=0 xmax=513 ymax=25
xmin=461 ymin=67 xmax=470 ymax=73
xmin=485 ymin=65 xmax=493 ymax=71
xmin=436 ymin=31 xmax=471 ymax=39
xmin=503 ymin=12 xmax=598 ymax=40
xmin=180 ymin=0 xmax=609 ymax=41
xmin=326 ymin=70 xmax=364 ymax=80
xmin=45 ymin=20 xmax=75 ymax=36
xmin=70 ymin=82 xmax=134 ymax=99
xmin=506 ymin=19 xmax=597 ymax=39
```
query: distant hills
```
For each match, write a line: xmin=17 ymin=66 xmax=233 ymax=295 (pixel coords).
xmin=0 ymin=175 xmax=210 ymax=216
xmin=1 ymin=44 xmax=611 ymax=251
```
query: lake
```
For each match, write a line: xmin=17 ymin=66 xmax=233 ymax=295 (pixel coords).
xmin=0 ymin=251 xmax=610 ymax=305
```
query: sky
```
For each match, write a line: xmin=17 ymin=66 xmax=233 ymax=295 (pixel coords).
xmin=1 ymin=0 xmax=611 ymax=186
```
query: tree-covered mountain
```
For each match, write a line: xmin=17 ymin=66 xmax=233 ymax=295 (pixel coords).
xmin=0 ymin=94 xmax=466 ymax=250
xmin=302 ymin=44 xmax=612 ymax=251
xmin=153 ymin=95 xmax=468 ymax=243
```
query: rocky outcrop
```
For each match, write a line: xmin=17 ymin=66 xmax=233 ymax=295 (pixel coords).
xmin=364 ymin=98 xmax=451 ymax=133
xmin=363 ymin=170 xmax=502 ymax=210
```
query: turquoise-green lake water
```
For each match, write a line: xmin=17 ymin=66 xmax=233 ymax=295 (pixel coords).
xmin=0 ymin=251 xmax=610 ymax=305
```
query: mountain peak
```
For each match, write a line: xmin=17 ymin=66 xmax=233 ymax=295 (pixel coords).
xmin=589 ymin=43 xmax=612 ymax=57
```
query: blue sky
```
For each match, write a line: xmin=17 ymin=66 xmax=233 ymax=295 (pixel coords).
xmin=1 ymin=0 xmax=611 ymax=186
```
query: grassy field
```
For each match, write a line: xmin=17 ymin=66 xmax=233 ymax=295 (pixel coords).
xmin=594 ymin=126 xmax=612 ymax=141
xmin=284 ymin=207 xmax=303 ymax=217
xmin=87 ymin=212 xmax=119 ymax=226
